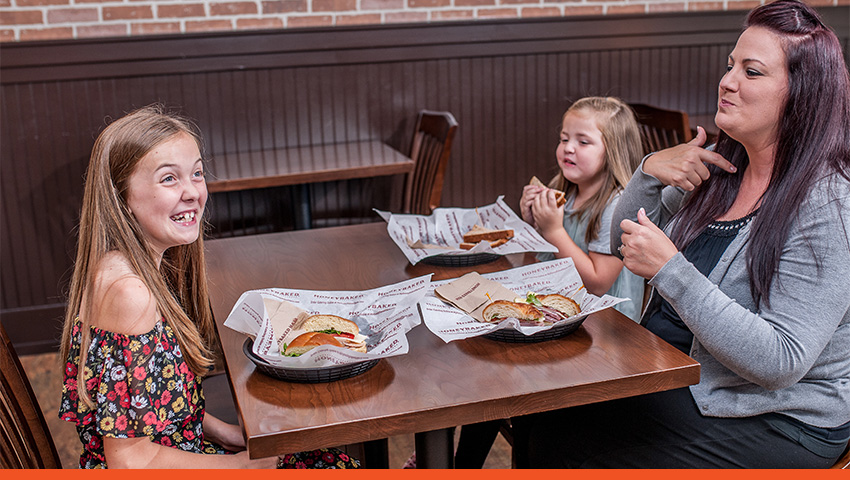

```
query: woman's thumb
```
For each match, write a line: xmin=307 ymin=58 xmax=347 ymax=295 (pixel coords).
xmin=637 ymin=208 xmax=656 ymax=229
xmin=687 ymin=126 xmax=707 ymax=147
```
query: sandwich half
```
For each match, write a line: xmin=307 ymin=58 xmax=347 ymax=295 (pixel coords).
xmin=529 ymin=176 xmax=567 ymax=207
xmin=461 ymin=224 xmax=514 ymax=249
xmin=481 ymin=300 xmax=544 ymax=323
xmin=281 ymin=314 xmax=368 ymax=356
xmin=480 ymin=293 xmax=582 ymax=324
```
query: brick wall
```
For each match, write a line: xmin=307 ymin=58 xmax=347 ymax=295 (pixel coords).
xmin=0 ymin=0 xmax=841 ymax=43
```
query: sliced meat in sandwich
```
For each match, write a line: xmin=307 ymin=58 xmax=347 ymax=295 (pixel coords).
xmin=281 ymin=314 xmax=368 ymax=356
xmin=535 ymin=293 xmax=581 ymax=321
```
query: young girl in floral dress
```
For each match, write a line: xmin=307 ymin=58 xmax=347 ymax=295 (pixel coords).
xmin=58 ymin=105 xmax=359 ymax=469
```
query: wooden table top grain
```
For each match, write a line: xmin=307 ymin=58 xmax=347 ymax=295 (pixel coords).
xmin=206 ymin=140 xmax=414 ymax=193
xmin=205 ymin=222 xmax=700 ymax=461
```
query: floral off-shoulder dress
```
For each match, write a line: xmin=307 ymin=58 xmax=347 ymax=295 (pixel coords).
xmin=59 ymin=318 xmax=358 ymax=469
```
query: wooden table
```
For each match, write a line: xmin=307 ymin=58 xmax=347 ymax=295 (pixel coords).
xmin=205 ymin=222 xmax=700 ymax=468
xmin=206 ymin=140 xmax=413 ymax=229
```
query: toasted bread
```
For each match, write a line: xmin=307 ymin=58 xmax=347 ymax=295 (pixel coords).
xmin=459 ymin=238 xmax=510 ymax=250
xmin=298 ymin=314 xmax=360 ymax=337
xmin=283 ymin=314 xmax=367 ymax=355
xmin=481 ymin=300 xmax=544 ymax=323
xmin=462 ymin=224 xmax=514 ymax=244
xmin=537 ymin=294 xmax=581 ymax=317
xmin=529 ymin=176 xmax=566 ymax=207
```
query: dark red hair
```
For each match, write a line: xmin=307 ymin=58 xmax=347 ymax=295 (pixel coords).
xmin=669 ymin=0 xmax=850 ymax=308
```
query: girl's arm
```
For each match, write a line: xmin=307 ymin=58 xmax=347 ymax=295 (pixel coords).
xmin=103 ymin=436 xmax=278 ymax=469
xmin=533 ymin=190 xmax=623 ymax=296
xmin=203 ymin=413 xmax=246 ymax=453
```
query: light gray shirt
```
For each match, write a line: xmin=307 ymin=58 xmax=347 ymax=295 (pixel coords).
xmin=611 ymin=160 xmax=850 ymax=428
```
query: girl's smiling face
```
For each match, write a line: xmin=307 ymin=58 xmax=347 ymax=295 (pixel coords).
xmin=556 ymin=110 xmax=608 ymax=189
xmin=126 ymin=132 xmax=207 ymax=263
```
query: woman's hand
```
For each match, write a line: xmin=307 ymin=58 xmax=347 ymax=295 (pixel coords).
xmin=643 ymin=127 xmax=737 ymax=191
xmin=531 ymin=189 xmax=565 ymax=237
xmin=520 ymin=184 xmax=545 ymax=226
xmin=619 ymin=208 xmax=679 ymax=279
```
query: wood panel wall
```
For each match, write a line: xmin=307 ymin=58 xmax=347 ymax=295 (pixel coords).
xmin=2 ymin=8 xmax=848 ymax=353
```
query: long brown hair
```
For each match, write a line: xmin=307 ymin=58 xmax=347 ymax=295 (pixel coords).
xmin=60 ymin=105 xmax=215 ymax=407
xmin=668 ymin=0 xmax=850 ymax=308
xmin=549 ymin=96 xmax=643 ymax=244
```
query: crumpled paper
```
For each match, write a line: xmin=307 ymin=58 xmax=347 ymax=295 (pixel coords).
xmin=419 ymin=258 xmax=628 ymax=343
xmin=375 ymin=196 xmax=558 ymax=265
xmin=223 ymin=275 xmax=431 ymax=367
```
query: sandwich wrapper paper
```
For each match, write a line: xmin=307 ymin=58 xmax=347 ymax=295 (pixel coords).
xmin=420 ymin=258 xmax=628 ymax=343
xmin=375 ymin=196 xmax=558 ymax=265
xmin=223 ymin=275 xmax=431 ymax=368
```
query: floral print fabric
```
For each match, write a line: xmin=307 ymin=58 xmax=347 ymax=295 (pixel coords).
xmin=59 ymin=318 xmax=227 ymax=468
xmin=280 ymin=449 xmax=360 ymax=469
xmin=59 ymin=318 xmax=360 ymax=469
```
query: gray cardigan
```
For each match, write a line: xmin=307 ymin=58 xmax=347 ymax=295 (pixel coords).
xmin=611 ymin=161 xmax=850 ymax=428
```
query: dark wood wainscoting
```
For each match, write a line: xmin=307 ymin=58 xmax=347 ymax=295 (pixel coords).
xmin=2 ymin=8 xmax=848 ymax=353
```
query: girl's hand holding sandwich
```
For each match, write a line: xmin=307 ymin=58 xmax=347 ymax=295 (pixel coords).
xmin=520 ymin=183 xmax=546 ymax=227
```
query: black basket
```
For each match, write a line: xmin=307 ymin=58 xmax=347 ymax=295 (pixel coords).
xmin=421 ymin=252 xmax=501 ymax=267
xmin=483 ymin=315 xmax=587 ymax=343
xmin=243 ymin=339 xmax=379 ymax=383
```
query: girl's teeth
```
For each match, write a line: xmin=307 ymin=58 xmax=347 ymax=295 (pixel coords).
xmin=171 ymin=212 xmax=195 ymax=222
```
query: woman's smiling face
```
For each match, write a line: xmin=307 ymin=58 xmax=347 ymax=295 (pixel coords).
xmin=126 ymin=132 xmax=207 ymax=262
xmin=715 ymin=26 xmax=789 ymax=150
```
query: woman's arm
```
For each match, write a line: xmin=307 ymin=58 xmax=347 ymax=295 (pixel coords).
xmin=611 ymin=128 xmax=736 ymax=259
xmin=103 ymin=436 xmax=277 ymax=469
xmin=644 ymin=184 xmax=850 ymax=389
xmin=641 ymin=127 xmax=736 ymax=191
xmin=610 ymin=159 xmax=688 ymax=260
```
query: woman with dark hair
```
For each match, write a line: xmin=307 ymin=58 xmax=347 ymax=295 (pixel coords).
xmin=512 ymin=0 xmax=850 ymax=468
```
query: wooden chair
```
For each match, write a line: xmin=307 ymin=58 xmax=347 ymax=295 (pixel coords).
xmin=0 ymin=324 xmax=61 ymax=468
xmin=629 ymin=103 xmax=693 ymax=315
xmin=630 ymin=103 xmax=693 ymax=155
xmin=402 ymin=110 xmax=458 ymax=215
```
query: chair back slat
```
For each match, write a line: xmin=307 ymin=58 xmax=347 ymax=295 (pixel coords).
xmin=402 ymin=110 xmax=458 ymax=215
xmin=630 ymin=103 xmax=692 ymax=155
xmin=0 ymin=325 xmax=61 ymax=469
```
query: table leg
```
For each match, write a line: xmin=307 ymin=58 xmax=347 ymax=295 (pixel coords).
xmin=362 ymin=438 xmax=389 ymax=468
xmin=414 ymin=426 xmax=456 ymax=469
xmin=292 ymin=184 xmax=312 ymax=230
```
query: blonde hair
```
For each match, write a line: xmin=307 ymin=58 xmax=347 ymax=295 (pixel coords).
xmin=60 ymin=105 xmax=215 ymax=407
xmin=549 ymin=96 xmax=643 ymax=244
